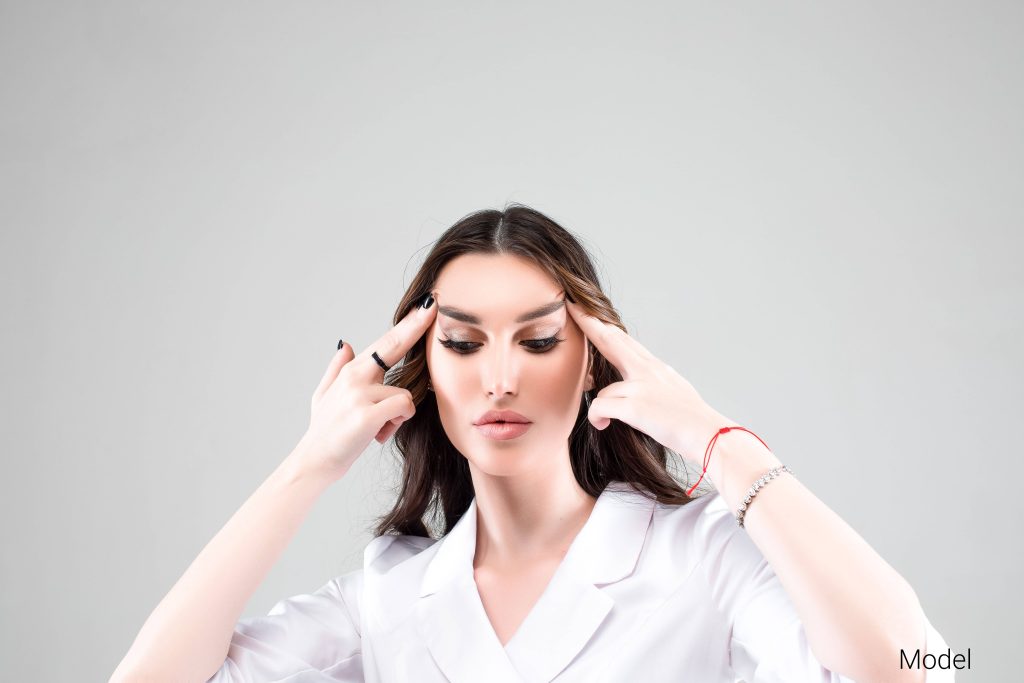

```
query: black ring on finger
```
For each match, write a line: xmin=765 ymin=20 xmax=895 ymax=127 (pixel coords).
xmin=371 ymin=351 xmax=391 ymax=372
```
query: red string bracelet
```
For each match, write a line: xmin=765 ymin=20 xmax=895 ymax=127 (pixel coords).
xmin=685 ymin=425 xmax=774 ymax=496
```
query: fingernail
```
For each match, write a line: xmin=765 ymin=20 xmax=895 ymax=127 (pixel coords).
xmin=420 ymin=293 xmax=434 ymax=309
xmin=337 ymin=338 xmax=345 ymax=350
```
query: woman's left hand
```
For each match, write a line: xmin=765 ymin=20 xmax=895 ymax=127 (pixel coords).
xmin=566 ymin=300 xmax=731 ymax=468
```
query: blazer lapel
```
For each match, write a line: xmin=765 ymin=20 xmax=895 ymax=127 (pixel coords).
xmin=415 ymin=497 xmax=524 ymax=683
xmin=414 ymin=482 xmax=656 ymax=683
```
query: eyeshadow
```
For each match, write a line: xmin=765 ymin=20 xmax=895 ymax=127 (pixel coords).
xmin=440 ymin=323 xmax=562 ymax=339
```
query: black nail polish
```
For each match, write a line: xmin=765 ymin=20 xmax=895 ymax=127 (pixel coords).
xmin=421 ymin=293 xmax=434 ymax=309
xmin=337 ymin=338 xmax=344 ymax=350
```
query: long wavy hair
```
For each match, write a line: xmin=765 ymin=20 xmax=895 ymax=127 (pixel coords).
xmin=373 ymin=203 xmax=703 ymax=539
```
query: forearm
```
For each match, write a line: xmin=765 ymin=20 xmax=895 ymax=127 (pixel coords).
xmin=704 ymin=423 xmax=926 ymax=683
xmin=111 ymin=441 xmax=339 ymax=683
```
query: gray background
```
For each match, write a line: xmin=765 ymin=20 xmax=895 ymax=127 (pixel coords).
xmin=1 ymin=2 xmax=1020 ymax=680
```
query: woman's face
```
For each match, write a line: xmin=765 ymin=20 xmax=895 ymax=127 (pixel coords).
xmin=424 ymin=253 xmax=593 ymax=478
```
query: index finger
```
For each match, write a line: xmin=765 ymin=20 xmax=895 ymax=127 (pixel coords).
xmin=354 ymin=292 xmax=437 ymax=374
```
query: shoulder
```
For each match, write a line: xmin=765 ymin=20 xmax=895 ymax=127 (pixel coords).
xmin=650 ymin=489 xmax=736 ymax=544
xmin=647 ymin=490 xmax=764 ymax=578
xmin=362 ymin=532 xmax=439 ymax=574
xmin=359 ymin=532 xmax=441 ymax=597
xmin=354 ymin=532 xmax=441 ymax=633
xmin=655 ymin=491 xmax=775 ymax=619
xmin=332 ymin=534 xmax=438 ymax=609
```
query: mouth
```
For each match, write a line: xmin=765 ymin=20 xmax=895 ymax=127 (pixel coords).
xmin=474 ymin=421 xmax=532 ymax=440
xmin=474 ymin=410 xmax=531 ymax=426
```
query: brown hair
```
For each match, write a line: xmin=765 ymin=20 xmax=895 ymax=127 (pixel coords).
xmin=374 ymin=203 xmax=701 ymax=539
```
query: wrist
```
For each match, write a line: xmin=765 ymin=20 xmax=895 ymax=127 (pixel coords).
xmin=704 ymin=426 xmax=782 ymax=510
xmin=283 ymin=437 xmax=348 ymax=487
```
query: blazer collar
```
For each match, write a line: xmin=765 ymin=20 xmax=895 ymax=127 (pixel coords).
xmin=414 ymin=481 xmax=656 ymax=683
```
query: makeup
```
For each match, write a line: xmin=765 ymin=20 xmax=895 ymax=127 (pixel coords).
xmin=474 ymin=422 xmax=532 ymax=440
xmin=437 ymin=296 xmax=565 ymax=326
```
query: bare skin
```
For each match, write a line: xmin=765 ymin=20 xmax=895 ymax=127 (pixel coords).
xmin=424 ymin=253 xmax=598 ymax=645
xmin=472 ymin=476 xmax=596 ymax=645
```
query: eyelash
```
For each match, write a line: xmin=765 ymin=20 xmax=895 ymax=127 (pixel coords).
xmin=437 ymin=336 xmax=565 ymax=355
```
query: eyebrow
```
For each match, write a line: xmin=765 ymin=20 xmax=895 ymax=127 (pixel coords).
xmin=437 ymin=298 xmax=566 ymax=325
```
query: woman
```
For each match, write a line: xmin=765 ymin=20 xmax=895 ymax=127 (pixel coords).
xmin=112 ymin=205 xmax=952 ymax=682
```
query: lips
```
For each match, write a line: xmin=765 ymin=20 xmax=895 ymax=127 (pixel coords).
xmin=475 ymin=421 xmax=532 ymax=440
xmin=474 ymin=409 xmax=531 ymax=426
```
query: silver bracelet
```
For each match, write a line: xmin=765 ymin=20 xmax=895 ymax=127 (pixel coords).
xmin=735 ymin=465 xmax=792 ymax=528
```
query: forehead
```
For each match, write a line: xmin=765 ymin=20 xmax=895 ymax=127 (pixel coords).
xmin=433 ymin=254 xmax=563 ymax=322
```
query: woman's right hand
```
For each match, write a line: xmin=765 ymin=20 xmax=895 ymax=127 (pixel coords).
xmin=293 ymin=293 xmax=437 ymax=482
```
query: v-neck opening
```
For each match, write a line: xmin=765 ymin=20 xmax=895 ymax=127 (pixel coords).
xmin=413 ymin=481 xmax=656 ymax=683
xmin=470 ymin=495 xmax=601 ymax=651
xmin=472 ymin=558 xmax=571 ymax=652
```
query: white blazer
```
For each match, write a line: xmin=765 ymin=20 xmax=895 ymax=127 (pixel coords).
xmin=207 ymin=481 xmax=953 ymax=682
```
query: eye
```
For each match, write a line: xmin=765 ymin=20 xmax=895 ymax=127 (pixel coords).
xmin=437 ymin=337 xmax=478 ymax=354
xmin=521 ymin=337 xmax=563 ymax=352
xmin=437 ymin=336 xmax=565 ymax=355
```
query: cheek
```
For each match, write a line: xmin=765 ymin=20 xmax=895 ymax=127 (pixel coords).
xmin=540 ymin=341 xmax=588 ymax=404
xmin=427 ymin=346 xmax=474 ymax=396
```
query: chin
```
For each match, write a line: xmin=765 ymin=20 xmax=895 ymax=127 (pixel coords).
xmin=467 ymin=456 xmax=536 ymax=478
xmin=455 ymin=439 xmax=543 ymax=478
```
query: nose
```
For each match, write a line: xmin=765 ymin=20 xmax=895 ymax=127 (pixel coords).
xmin=482 ymin=342 xmax=518 ymax=397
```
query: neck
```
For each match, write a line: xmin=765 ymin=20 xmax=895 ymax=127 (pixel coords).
xmin=469 ymin=457 xmax=597 ymax=571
